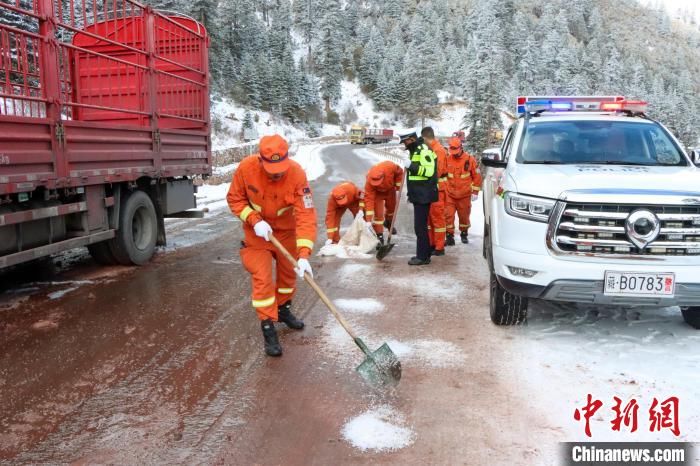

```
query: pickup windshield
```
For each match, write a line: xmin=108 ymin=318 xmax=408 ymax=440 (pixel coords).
xmin=516 ymin=120 xmax=687 ymax=166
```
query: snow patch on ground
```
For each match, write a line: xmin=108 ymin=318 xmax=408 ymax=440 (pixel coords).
xmin=212 ymin=162 xmax=239 ymax=176
xmin=341 ymin=405 xmax=415 ymax=452
xmin=386 ymin=339 xmax=467 ymax=368
xmin=47 ymin=287 xmax=79 ymax=300
xmin=513 ymin=303 xmax=700 ymax=442
xmin=338 ymin=263 xmax=374 ymax=277
xmin=292 ymin=143 xmax=332 ymax=182
xmin=195 ymin=183 xmax=232 ymax=212
xmin=334 ymin=298 xmax=385 ymax=315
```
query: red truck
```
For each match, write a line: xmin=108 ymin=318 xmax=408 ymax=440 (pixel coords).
xmin=0 ymin=0 xmax=211 ymax=269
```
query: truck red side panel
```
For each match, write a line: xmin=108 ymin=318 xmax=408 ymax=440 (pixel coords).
xmin=0 ymin=0 xmax=211 ymax=196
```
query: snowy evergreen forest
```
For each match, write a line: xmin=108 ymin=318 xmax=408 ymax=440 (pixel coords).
xmin=3 ymin=0 xmax=699 ymax=152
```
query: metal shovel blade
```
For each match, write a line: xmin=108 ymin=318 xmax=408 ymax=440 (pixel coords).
xmin=375 ymin=242 xmax=395 ymax=261
xmin=355 ymin=342 xmax=402 ymax=387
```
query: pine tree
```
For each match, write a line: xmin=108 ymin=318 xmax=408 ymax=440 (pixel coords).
xmin=317 ymin=0 xmax=344 ymax=112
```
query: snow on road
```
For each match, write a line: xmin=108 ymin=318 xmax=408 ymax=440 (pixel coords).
xmin=333 ymin=298 xmax=385 ymax=315
xmin=341 ymin=405 xmax=416 ymax=452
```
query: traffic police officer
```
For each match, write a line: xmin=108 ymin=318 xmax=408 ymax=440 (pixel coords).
xmin=399 ymin=132 xmax=438 ymax=265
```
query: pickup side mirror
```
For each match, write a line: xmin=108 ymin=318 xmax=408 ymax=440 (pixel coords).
xmin=481 ymin=153 xmax=507 ymax=168
xmin=692 ymin=150 xmax=700 ymax=166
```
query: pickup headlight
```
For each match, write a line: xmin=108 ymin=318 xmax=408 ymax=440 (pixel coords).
xmin=504 ymin=192 xmax=556 ymax=223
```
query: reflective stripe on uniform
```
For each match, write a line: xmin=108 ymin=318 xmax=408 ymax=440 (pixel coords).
xmin=297 ymin=238 xmax=314 ymax=250
xmin=434 ymin=227 xmax=447 ymax=233
xmin=277 ymin=206 xmax=293 ymax=216
xmin=278 ymin=288 xmax=294 ymax=294
xmin=460 ymin=174 xmax=470 ymax=178
xmin=251 ymin=202 xmax=262 ymax=212
xmin=240 ymin=206 xmax=254 ymax=222
xmin=448 ymin=173 xmax=455 ymax=178
xmin=359 ymin=202 xmax=365 ymax=208
xmin=326 ymin=227 xmax=339 ymax=233
xmin=459 ymin=224 xmax=470 ymax=228
xmin=252 ymin=296 xmax=275 ymax=308
xmin=365 ymin=210 xmax=374 ymax=216
xmin=372 ymin=220 xmax=384 ymax=225
xmin=439 ymin=177 xmax=448 ymax=182
xmin=472 ymin=186 xmax=481 ymax=191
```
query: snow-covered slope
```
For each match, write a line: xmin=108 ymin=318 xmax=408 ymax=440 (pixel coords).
xmin=211 ymin=80 xmax=470 ymax=151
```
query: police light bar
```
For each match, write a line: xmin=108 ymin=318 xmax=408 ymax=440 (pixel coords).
xmin=517 ymin=96 xmax=625 ymax=114
xmin=599 ymin=100 xmax=648 ymax=113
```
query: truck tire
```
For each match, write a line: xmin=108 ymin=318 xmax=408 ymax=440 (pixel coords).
xmin=489 ymin=270 xmax=528 ymax=325
xmin=681 ymin=307 xmax=700 ymax=329
xmin=88 ymin=242 xmax=118 ymax=265
xmin=109 ymin=190 xmax=158 ymax=266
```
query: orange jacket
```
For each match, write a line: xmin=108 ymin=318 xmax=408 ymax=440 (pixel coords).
xmin=325 ymin=182 xmax=364 ymax=236
xmin=363 ymin=161 xmax=403 ymax=222
xmin=445 ymin=151 xmax=482 ymax=199
xmin=227 ymin=155 xmax=317 ymax=258
xmin=427 ymin=139 xmax=448 ymax=192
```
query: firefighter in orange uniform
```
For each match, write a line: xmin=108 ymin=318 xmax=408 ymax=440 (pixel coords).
xmin=226 ymin=134 xmax=317 ymax=357
xmin=421 ymin=127 xmax=448 ymax=256
xmin=325 ymin=181 xmax=365 ymax=243
xmin=364 ymin=160 xmax=404 ymax=245
xmin=445 ymin=137 xmax=482 ymax=245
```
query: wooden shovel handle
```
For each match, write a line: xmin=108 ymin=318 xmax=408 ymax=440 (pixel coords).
xmin=269 ymin=234 xmax=359 ymax=341
xmin=385 ymin=170 xmax=405 ymax=244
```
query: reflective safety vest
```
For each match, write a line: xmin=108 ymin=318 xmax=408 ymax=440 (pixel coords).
xmin=406 ymin=143 xmax=438 ymax=204
xmin=408 ymin=144 xmax=436 ymax=181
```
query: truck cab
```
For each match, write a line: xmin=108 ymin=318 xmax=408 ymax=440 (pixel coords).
xmin=481 ymin=96 xmax=700 ymax=329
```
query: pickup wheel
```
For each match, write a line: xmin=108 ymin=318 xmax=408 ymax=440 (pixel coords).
xmin=681 ymin=307 xmax=700 ymax=329
xmin=87 ymin=242 xmax=118 ymax=265
xmin=109 ymin=190 xmax=158 ymax=266
xmin=489 ymin=270 xmax=528 ymax=325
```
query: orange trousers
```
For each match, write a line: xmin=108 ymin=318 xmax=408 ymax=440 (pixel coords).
xmin=370 ymin=190 xmax=397 ymax=235
xmin=428 ymin=191 xmax=446 ymax=250
xmin=445 ymin=195 xmax=472 ymax=234
xmin=240 ymin=229 xmax=297 ymax=321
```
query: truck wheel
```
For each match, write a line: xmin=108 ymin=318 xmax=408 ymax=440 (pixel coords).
xmin=681 ymin=307 xmax=700 ymax=329
xmin=489 ymin=270 xmax=528 ymax=325
xmin=109 ymin=190 xmax=158 ymax=266
xmin=88 ymin=242 xmax=118 ymax=265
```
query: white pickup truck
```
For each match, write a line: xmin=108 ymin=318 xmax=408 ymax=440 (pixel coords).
xmin=481 ymin=97 xmax=700 ymax=329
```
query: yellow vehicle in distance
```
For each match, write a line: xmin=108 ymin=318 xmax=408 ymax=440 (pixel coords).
xmin=349 ymin=125 xmax=394 ymax=144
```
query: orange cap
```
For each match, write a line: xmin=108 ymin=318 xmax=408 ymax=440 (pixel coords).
xmin=369 ymin=172 xmax=385 ymax=187
xmin=258 ymin=134 xmax=290 ymax=174
xmin=332 ymin=185 xmax=350 ymax=206
xmin=448 ymin=137 xmax=463 ymax=156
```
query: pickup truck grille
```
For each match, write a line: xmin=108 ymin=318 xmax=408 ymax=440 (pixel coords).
xmin=553 ymin=203 xmax=700 ymax=256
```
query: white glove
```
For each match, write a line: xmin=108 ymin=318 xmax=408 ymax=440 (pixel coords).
xmin=471 ymin=193 xmax=479 ymax=202
xmin=253 ymin=220 xmax=272 ymax=241
xmin=402 ymin=158 xmax=412 ymax=168
xmin=296 ymin=258 xmax=313 ymax=278
xmin=325 ymin=238 xmax=333 ymax=246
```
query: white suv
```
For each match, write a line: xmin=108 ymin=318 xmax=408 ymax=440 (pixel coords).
xmin=481 ymin=97 xmax=700 ymax=328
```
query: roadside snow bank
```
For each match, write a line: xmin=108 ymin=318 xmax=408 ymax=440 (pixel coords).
xmin=195 ymin=183 xmax=231 ymax=212
xmin=341 ymin=405 xmax=415 ymax=452
xmin=291 ymin=144 xmax=327 ymax=181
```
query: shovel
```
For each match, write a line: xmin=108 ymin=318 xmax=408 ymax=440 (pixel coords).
xmin=270 ymin=234 xmax=402 ymax=388
xmin=376 ymin=170 xmax=406 ymax=261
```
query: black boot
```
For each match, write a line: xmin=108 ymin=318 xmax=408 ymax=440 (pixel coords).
xmin=432 ymin=249 xmax=445 ymax=256
xmin=460 ymin=231 xmax=469 ymax=244
xmin=261 ymin=319 xmax=282 ymax=357
xmin=278 ymin=301 xmax=304 ymax=330
xmin=446 ymin=233 xmax=455 ymax=246
xmin=408 ymin=256 xmax=431 ymax=266
xmin=376 ymin=233 xmax=384 ymax=249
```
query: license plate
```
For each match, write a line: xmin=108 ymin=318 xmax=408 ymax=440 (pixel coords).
xmin=604 ymin=271 xmax=675 ymax=297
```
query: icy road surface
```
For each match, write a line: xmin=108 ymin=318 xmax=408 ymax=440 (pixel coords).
xmin=0 ymin=144 xmax=698 ymax=465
